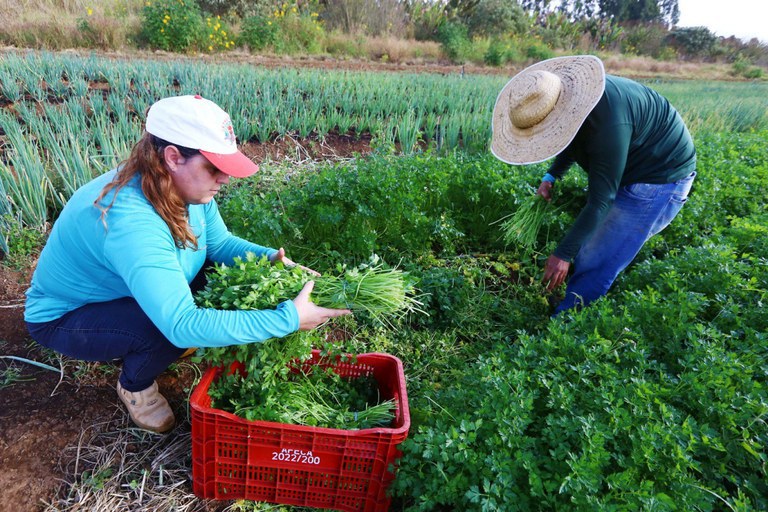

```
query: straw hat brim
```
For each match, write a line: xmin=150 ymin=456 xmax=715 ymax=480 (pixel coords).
xmin=491 ymin=55 xmax=606 ymax=165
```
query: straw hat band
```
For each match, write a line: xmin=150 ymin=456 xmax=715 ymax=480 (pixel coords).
xmin=509 ymin=70 xmax=563 ymax=129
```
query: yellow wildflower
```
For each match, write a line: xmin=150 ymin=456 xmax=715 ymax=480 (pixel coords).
xmin=86 ymin=7 xmax=93 ymax=16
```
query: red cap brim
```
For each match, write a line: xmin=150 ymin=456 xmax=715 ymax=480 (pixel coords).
xmin=199 ymin=150 xmax=259 ymax=178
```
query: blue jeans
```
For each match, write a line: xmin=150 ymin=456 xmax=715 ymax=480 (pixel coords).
xmin=554 ymin=171 xmax=696 ymax=315
xmin=26 ymin=297 xmax=186 ymax=392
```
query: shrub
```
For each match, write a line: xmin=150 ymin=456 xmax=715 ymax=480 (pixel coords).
xmin=202 ymin=15 xmax=234 ymax=52
xmin=731 ymin=57 xmax=764 ymax=79
xmin=484 ymin=37 xmax=552 ymax=67
xmin=237 ymin=15 xmax=278 ymax=51
xmin=535 ymin=11 xmax=586 ymax=50
xmin=0 ymin=215 xmax=45 ymax=269
xmin=668 ymin=26 xmax=718 ymax=60
xmin=238 ymin=3 xmax=325 ymax=54
xmin=436 ymin=21 xmax=471 ymax=62
xmin=273 ymin=7 xmax=324 ymax=54
xmin=619 ymin=22 xmax=671 ymax=58
xmin=408 ymin=0 xmax=449 ymax=41
xmin=524 ymin=40 xmax=554 ymax=61
xmin=483 ymin=38 xmax=507 ymax=66
xmin=584 ymin=17 xmax=623 ymax=51
xmin=465 ymin=0 xmax=527 ymax=39
xmin=139 ymin=0 xmax=205 ymax=52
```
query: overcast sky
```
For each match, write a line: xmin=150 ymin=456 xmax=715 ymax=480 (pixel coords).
xmin=676 ymin=0 xmax=767 ymax=43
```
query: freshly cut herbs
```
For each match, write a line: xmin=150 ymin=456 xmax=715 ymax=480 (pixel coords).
xmin=210 ymin=366 xmax=396 ymax=429
xmin=499 ymin=193 xmax=552 ymax=250
xmin=194 ymin=253 xmax=417 ymax=429
xmin=195 ymin=252 xmax=423 ymax=322
xmin=313 ymin=254 xmax=424 ymax=323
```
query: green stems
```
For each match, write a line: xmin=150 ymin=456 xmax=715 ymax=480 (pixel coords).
xmin=501 ymin=193 xmax=551 ymax=250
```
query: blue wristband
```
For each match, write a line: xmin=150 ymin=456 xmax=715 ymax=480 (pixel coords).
xmin=542 ymin=173 xmax=557 ymax=183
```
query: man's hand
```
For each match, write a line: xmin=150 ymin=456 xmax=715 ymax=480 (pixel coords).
xmin=537 ymin=180 xmax=554 ymax=202
xmin=270 ymin=247 xmax=320 ymax=276
xmin=542 ymin=254 xmax=570 ymax=291
xmin=292 ymin=281 xmax=351 ymax=330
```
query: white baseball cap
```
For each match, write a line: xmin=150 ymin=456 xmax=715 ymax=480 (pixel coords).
xmin=145 ymin=95 xmax=259 ymax=178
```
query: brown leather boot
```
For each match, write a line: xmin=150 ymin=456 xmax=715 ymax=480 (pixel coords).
xmin=117 ymin=381 xmax=175 ymax=433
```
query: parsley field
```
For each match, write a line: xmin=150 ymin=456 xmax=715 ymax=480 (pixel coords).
xmin=218 ymin=133 xmax=767 ymax=511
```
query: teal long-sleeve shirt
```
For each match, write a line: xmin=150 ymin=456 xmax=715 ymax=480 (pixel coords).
xmin=547 ymin=75 xmax=696 ymax=261
xmin=24 ymin=169 xmax=299 ymax=348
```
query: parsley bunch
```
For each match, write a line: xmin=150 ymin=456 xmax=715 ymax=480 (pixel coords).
xmin=194 ymin=252 xmax=417 ymax=429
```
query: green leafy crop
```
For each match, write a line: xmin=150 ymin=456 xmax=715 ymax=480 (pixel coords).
xmin=194 ymin=253 xmax=419 ymax=429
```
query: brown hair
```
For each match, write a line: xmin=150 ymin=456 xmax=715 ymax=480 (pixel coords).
xmin=94 ymin=133 xmax=199 ymax=250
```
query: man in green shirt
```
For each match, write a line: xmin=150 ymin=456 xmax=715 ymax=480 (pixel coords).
xmin=491 ymin=55 xmax=696 ymax=315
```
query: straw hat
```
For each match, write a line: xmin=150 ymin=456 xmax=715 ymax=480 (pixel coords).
xmin=491 ymin=55 xmax=605 ymax=165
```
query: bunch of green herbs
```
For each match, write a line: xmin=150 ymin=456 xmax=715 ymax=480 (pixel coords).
xmin=499 ymin=191 xmax=553 ymax=250
xmin=194 ymin=252 xmax=416 ymax=429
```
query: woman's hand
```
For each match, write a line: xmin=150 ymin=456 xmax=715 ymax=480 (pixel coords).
xmin=542 ymin=254 xmax=570 ymax=291
xmin=292 ymin=281 xmax=351 ymax=330
xmin=269 ymin=247 xmax=320 ymax=276
xmin=537 ymin=180 xmax=554 ymax=202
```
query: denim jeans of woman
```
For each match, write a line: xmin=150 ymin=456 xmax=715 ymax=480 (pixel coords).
xmin=554 ymin=171 xmax=696 ymax=315
xmin=25 ymin=265 xmax=211 ymax=392
xmin=26 ymin=298 xmax=186 ymax=392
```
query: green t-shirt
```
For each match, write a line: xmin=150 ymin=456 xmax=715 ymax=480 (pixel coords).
xmin=547 ymin=75 xmax=696 ymax=261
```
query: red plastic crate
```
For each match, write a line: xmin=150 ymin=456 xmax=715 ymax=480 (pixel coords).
xmin=190 ymin=351 xmax=410 ymax=512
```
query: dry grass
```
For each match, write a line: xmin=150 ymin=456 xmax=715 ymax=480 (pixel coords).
xmin=361 ymin=35 xmax=442 ymax=63
xmin=40 ymin=415 xmax=218 ymax=512
xmin=0 ymin=0 xmax=141 ymax=49
xmin=601 ymin=53 xmax=741 ymax=81
xmin=323 ymin=31 xmax=443 ymax=63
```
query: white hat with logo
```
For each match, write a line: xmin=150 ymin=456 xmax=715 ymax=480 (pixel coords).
xmin=146 ymin=95 xmax=259 ymax=178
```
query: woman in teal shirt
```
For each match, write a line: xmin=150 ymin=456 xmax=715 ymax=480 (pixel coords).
xmin=25 ymin=95 xmax=350 ymax=432
xmin=491 ymin=55 xmax=696 ymax=315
